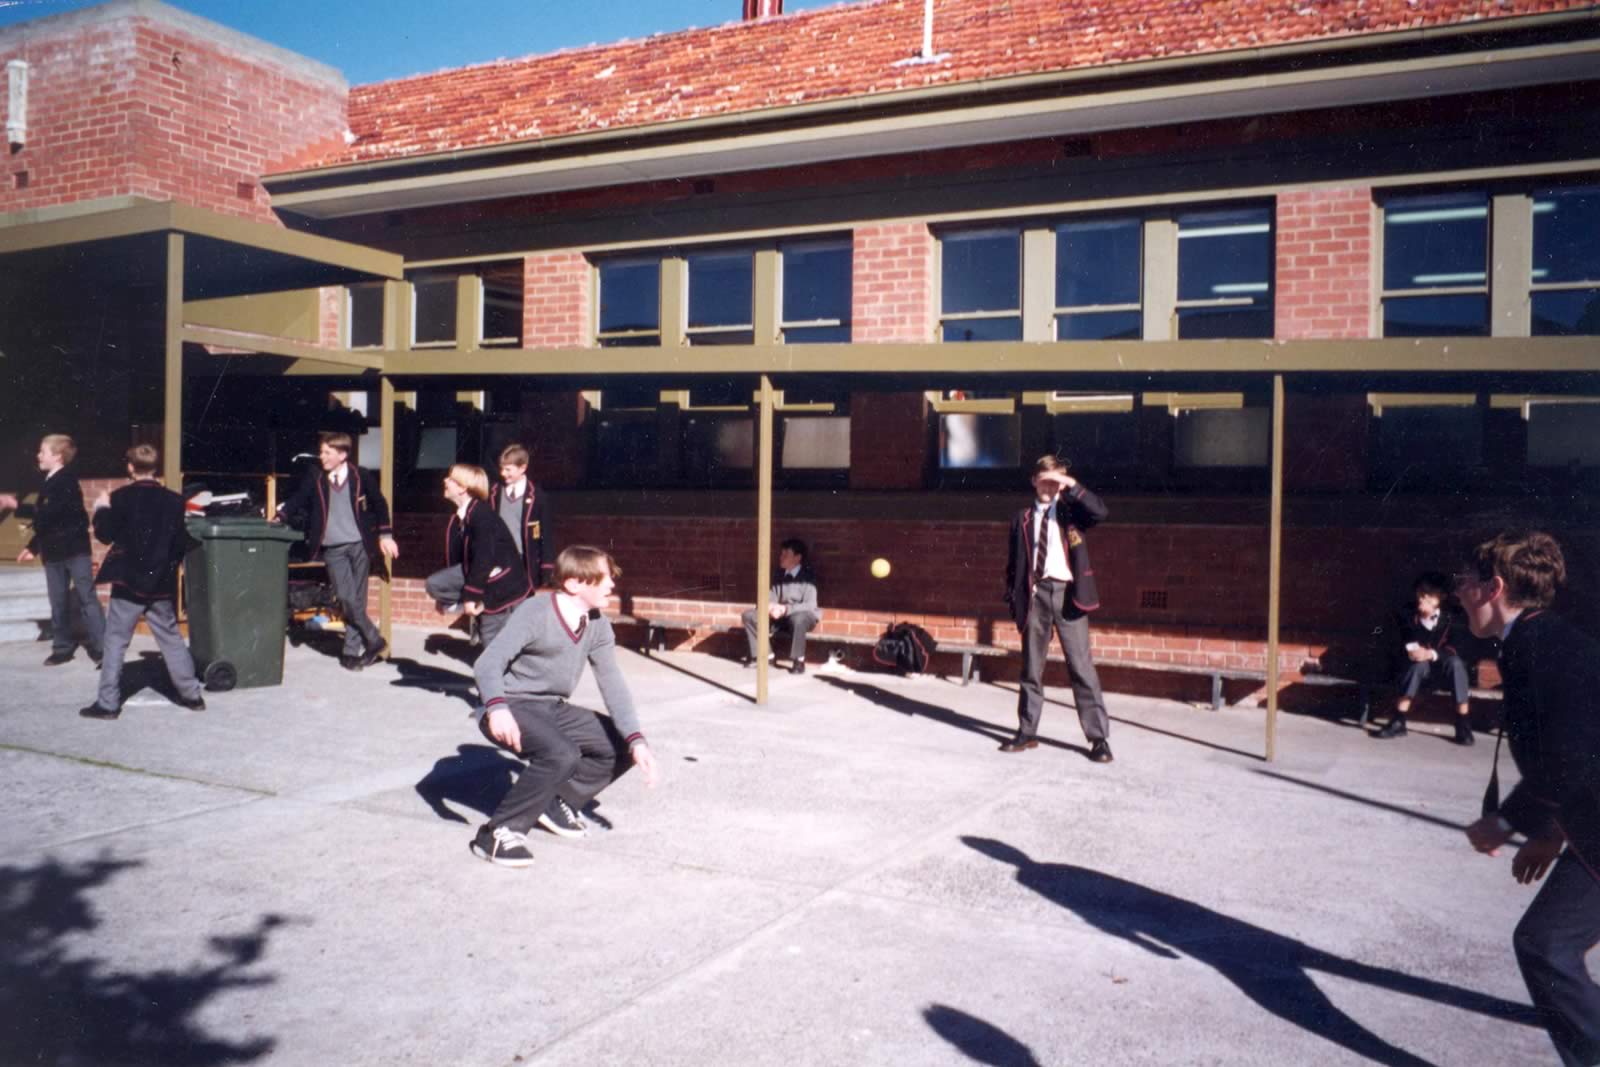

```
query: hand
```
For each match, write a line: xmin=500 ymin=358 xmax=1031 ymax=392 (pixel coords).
xmin=378 ymin=535 xmax=400 ymax=561
xmin=1408 ymin=647 xmax=1433 ymax=663
xmin=631 ymin=741 xmax=659 ymax=787
xmin=768 ymin=604 xmax=787 ymax=620
xmin=17 ymin=548 xmax=34 ymax=563
xmin=0 ymin=493 xmax=17 ymax=510
xmin=92 ymin=490 xmax=111 ymax=510
xmin=1512 ymin=834 xmax=1565 ymax=885
xmin=1466 ymin=814 xmax=1513 ymax=855
xmin=463 ymin=601 xmax=484 ymax=617
xmin=485 ymin=707 xmax=521 ymax=753
xmin=1039 ymin=470 xmax=1073 ymax=491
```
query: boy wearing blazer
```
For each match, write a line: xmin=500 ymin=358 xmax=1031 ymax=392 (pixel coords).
xmin=424 ymin=463 xmax=531 ymax=651
xmin=491 ymin=443 xmax=554 ymax=590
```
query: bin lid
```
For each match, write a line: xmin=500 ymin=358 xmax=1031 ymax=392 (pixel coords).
xmin=185 ymin=517 xmax=303 ymax=542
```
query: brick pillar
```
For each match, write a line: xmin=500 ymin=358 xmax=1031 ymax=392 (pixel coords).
xmin=520 ymin=391 xmax=587 ymax=488
xmin=849 ymin=392 xmax=928 ymax=489
xmin=852 ymin=223 xmax=934 ymax=343
xmin=1275 ymin=187 xmax=1375 ymax=339
xmin=524 ymin=252 xmax=591 ymax=348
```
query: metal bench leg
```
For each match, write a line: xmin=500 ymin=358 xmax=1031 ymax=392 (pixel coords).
xmin=1359 ymin=684 xmax=1371 ymax=727
xmin=1211 ymin=672 xmax=1223 ymax=711
xmin=645 ymin=625 xmax=660 ymax=656
xmin=961 ymin=652 xmax=974 ymax=686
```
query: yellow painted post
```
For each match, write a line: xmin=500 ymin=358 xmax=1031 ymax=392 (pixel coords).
xmin=756 ymin=374 xmax=775 ymax=705
xmin=380 ymin=376 xmax=396 ymax=650
xmin=1266 ymin=374 xmax=1285 ymax=762
xmin=164 ymin=233 xmax=184 ymax=487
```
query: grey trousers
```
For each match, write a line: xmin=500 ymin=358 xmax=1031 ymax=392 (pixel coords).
xmin=44 ymin=554 xmax=105 ymax=657
xmin=1513 ymin=853 xmax=1600 ymax=1066
xmin=1399 ymin=654 xmax=1470 ymax=705
xmin=742 ymin=608 xmax=819 ymax=661
xmin=96 ymin=596 xmax=201 ymax=710
xmin=425 ymin=565 xmax=510 ymax=648
xmin=1016 ymin=578 xmax=1109 ymax=743
xmin=323 ymin=541 xmax=381 ymax=657
xmin=478 ymin=696 xmax=633 ymax=834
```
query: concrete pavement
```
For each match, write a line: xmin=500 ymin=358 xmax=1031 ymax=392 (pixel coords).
xmin=0 ymin=625 xmax=1567 ymax=1065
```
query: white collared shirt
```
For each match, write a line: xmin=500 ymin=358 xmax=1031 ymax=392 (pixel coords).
xmin=504 ymin=479 xmax=526 ymax=502
xmin=1419 ymin=612 xmax=1440 ymax=632
xmin=1032 ymin=501 xmax=1073 ymax=582
xmin=329 ymin=463 xmax=349 ymax=489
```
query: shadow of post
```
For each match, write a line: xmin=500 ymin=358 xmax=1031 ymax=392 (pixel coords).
xmin=962 ymin=836 xmax=1537 ymax=1067
xmin=0 ymin=852 xmax=293 ymax=1065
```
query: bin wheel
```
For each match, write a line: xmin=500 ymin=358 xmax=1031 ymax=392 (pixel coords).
xmin=203 ymin=661 xmax=237 ymax=692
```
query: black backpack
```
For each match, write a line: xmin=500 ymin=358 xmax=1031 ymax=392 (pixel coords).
xmin=871 ymin=622 xmax=935 ymax=675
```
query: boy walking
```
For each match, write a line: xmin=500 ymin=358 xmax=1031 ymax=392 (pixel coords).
xmin=0 ymin=434 xmax=106 ymax=666
xmin=279 ymin=432 xmax=399 ymax=670
xmin=79 ymin=445 xmax=204 ymax=720
xmin=1461 ymin=532 xmax=1600 ymax=1066
xmin=1003 ymin=455 xmax=1113 ymax=762
xmin=469 ymin=546 xmax=658 ymax=867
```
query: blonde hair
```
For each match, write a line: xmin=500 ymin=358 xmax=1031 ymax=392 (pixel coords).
xmin=126 ymin=444 xmax=160 ymax=476
xmin=498 ymin=443 xmax=530 ymax=469
xmin=447 ymin=463 xmax=490 ymax=500
xmin=555 ymin=545 xmax=621 ymax=586
xmin=41 ymin=434 xmax=76 ymax=465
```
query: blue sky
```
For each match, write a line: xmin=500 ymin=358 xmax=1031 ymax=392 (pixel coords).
xmin=0 ymin=0 xmax=845 ymax=84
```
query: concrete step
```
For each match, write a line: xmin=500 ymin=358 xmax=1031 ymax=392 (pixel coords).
xmin=0 ymin=619 xmax=45 ymax=643
xmin=0 ymin=564 xmax=53 ymax=643
xmin=0 ymin=565 xmax=48 ymax=595
xmin=0 ymin=595 xmax=52 ymax=622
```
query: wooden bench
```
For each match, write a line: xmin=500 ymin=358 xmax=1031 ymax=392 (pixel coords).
xmin=941 ymin=641 xmax=1267 ymax=709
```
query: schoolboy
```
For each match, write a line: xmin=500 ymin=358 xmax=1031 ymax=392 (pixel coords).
xmin=469 ymin=545 xmax=658 ymax=867
xmin=740 ymin=537 xmax=821 ymax=674
xmin=279 ymin=432 xmax=398 ymax=669
xmin=490 ymin=443 xmax=555 ymax=590
xmin=1372 ymin=571 xmax=1475 ymax=745
xmin=1461 ymin=532 xmax=1600 ymax=1066
xmin=424 ymin=463 xmax=530 ymax=651
xmin=0 ymin=434 xmax=105 ymax=666
xmin=78 ymin=445 xmax=204 ymax=720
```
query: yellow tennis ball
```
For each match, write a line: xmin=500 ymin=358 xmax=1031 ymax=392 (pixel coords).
xmin=870 ymin=557 xmax=891 ymax=579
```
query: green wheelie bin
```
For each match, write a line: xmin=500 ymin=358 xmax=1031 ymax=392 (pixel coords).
xmin=184 ymin=517 xmax=303 ymax=691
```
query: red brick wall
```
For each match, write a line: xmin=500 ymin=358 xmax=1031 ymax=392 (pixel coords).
xmin=848 ymin=393 xmax=927 ymax=490
xmin=1275 ymin=186 xmax=1374 ymax=339
xmin=523 ymin=252 xmax=591 ymax=347
xmin=852 ymin=222 xmax=934 ymax=342
xmin=0 ymin=7 xmax=346 ymax=221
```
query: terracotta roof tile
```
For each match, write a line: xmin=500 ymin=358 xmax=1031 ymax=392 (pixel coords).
xmin=295 ymin=0 xmax=1597 ymax=171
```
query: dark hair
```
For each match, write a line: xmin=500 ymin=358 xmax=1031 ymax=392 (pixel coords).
xmin=1469 ymin=531 xmax=1566 ymax=610
xmin=555 ymin=545 xmax=621 ymax=586
xmin=1032 ymin=454 xmax=1069 ymax=477
xmin=1412 ymin=571 xmax=1451 ymax=601
xmin=780 ymin=538 xmax=808 ymax=562
xmin=319 ymin=431 xmax=353 ymax=456
xmin=126 ymin=443 xmax=159 ymax=476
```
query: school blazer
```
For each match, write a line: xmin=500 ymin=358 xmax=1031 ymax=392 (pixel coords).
xmin=1004 ymin=484 xmax=1108 ymax=633
xmin=280 ymin=466 xmax=393 ymax=560
xmin=446 ymin=499 xmax=531 ymax=614
xmin=92 ymin=480 xmax=189 ymax=603
xmin=1493 ymin=609 xmax=1600 ymax=883
xmin=20 ymin=467 xmax=92 ymax=562
xmin=489 ymin=482 xmax=554 ymax=587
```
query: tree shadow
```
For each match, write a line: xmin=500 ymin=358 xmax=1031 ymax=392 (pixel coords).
xmin=962 ymin=836 xmax=1538 ymax=1067
xmin=817 ymin=676 xmax=1088 ymax=756
xmin=0 ymin=851 xmax=294 ymax=1065
xmin=389 ymin=656 xmax=478 ymax=709
xmin=414 ymin=743 xmax=521 ymax=823
xmin=923 ymin=1003 xmax=1042 ymax=1067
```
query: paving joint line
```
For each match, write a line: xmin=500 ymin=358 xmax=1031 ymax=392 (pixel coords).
xmin=0 ymin=742 xmax=278 ymax=796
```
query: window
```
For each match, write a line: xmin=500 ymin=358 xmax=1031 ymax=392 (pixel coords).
xmin=596 ymin=257 xmax=661 ymax=346
xmin=1531 ymin=185 xmax=1600 ymax=336
xmin=1367 ymin=394 xmax=1483 ymax=489
xmin=1045 ymin=393 xmax=1139 ymax=479
xmin=410 ymin=271 xmax=459 ymax=348
xmin=686 ymin=250 xmax=754 ymax=345
xmin=1056 ymin=219 xmax=1141 ymax=340
xmin=1176 ymin=207 xmax=1274 ymax=339
xmin=346 ymin=283 xmax=384 ymax=348
xmin=480 ymin=263 xmax=523 ymax=346
xmin=1173 ymin=408 xmax=1271 ymax=466
xmin=781 ymin=239 xmax=851 ymax=343
xmin=1381 ymin=192 xmax=1488 ymax=337
xmin=1524 ymin=400 xmax=1600 ymax=468
xmin=781 ymin=416 xmax=850 ymax=469
xmin=939 ymin=228 xmax=1022 ymax=341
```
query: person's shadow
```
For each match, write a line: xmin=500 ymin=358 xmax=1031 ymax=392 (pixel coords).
xmin=389 ymin=657 xmax=478 ymax=709
xmin=414 ymin=744 xmax=522 ymax=823
xmin=817 ymin=676 xmax=1088 ymax=757
xmin=963 ymin=837 xmax=1538 ymax=1067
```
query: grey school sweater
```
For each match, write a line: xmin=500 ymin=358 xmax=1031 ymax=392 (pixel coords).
xmin=473 ymin=592 xmax=643 ymax=746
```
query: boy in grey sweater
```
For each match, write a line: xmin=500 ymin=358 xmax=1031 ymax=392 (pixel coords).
xmin=469 ymin=545 xmax=658 ymax=867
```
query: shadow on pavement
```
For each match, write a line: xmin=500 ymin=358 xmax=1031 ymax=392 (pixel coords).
xmin=817 ymin=676 xmax=1081 ymax=755
xmin=389 ymin=657 xmax=478 ymax=709
xmin=0 ymin=852 xmax=291 ymax=1065
xmin=1255 ymin=769 xmax=1484 ymax=835
xmin=422 ymin=632 xmax=478 ymax=667
xmin=963 ymin=836 xmax=1537 ymax=1067
xmin=923 ymin=1003 xmax=1042 ymax=1066
xmin=623 ymin=647 xmax=755 ymax=704
xmin=990 ymin=681 xmax=1266 ymax=762
xmin=414 ymin=743 xmax=520 ymax=823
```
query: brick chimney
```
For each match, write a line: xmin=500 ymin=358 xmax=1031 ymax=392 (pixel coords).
xmin=743 ymin=0 xmax=782 ymax=19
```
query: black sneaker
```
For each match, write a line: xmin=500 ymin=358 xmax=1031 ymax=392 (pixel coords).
xmin=1089 ymin=739 xmax=1114 ymax=763
xmin=470 ymin=824 xmax=534 ymax=868
xmin=175 ymin=694 xmax=206 ymax=712
xmin=1455 ymin=721 xmax=1476 ymax=746
xmin=538 ymin=796 xmax=589 ymax=839
xmin=1374 ymin=716 xmax=1407 ymax=739
xmin=358 ymin=636 xmax=388 ymax=669
xmin=44 ymin=651 xmax=74 ymax=666
xmin=88 ymin=650 xmax=104 ymax=668
xmin=78 ymin=703 xmax=121 ymax=720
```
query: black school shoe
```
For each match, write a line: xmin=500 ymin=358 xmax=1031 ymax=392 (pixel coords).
xmin=537 ymin=796 xmax=590 ymax=839
xmin=358 ymin=637 xmax=388 ymax=669
xmin=45 ymin=651 xmax=75 ymax=666
xmin=78 ymin=703 xmax=121 ymax=720
xmin=174 ymin=694 xmax=207 ymax=712
xmin=1373 ymin=716 xmax=1408 ymax=739
xmin=470 ymin=824 xmax=535 ymax=868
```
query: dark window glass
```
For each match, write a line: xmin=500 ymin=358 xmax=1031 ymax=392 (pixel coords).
xmin=943 ymin=317 xmax=1023 ymax=343
xmin=783 ymin=324 xmax=851 ymax=344
xmin=1383 ymin=192 xmax=1487 ymax=292
xmin=1177 ymin=207 xmax=1273 ymax=304
xmin=1051 ymin=410 xmax=1138 ymax=473
xmin=1382 ymin=294 xmax=1488 ymax=337
xmin=1056 ymin=218 xmax=1140 ymax=307
xmin=1174 ymin=408 xmax=1270 ymax=468
xmin=481 ymin=264 xmax=523 ymax=345
xmin=782 ymin=241 xmax=851 ymax=329
xmin=686 ymin=330 xmax=756 ymax=346
xmin=942 ymin=229 xmax=1019 ymax=314
xmin=688 ymin=250 xmax=753 ymax=329
xmin=412 ymin=277 xmax=457 ymax=345
xmin=1372 ymin=406 xmax=1483 ymax=481
xmin=1527 ymin=403 xmax=1600 ymax=467
xmin=593 ymin=414 xmax=657 ymax=486
xmin=1177 ymin=306 xmax=1273 ymax=339
xmin=1057 ymin=310 xmax=1142 ymax=340
xmin=348 ymin=285 xmax=384 ymax=348
xmin=1532 ymin=186 xmax=1600 ymax=285
xmin=938 ymin=413 xmax=1019 ymax=469
xmin=598 ymin=259 xmax=660 ymax=334
xmin=781 ymin=416 xmax=850 ymax=469
xmin=682 ymin=415 xmax=754 ymax=478
xmin=1532 ymin=289 xmax=1600 ymax=336
xmin=599 ymin=335 xmax=659 ymax=348
xmin=599 ymin=384 xmax=659 ymax=409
